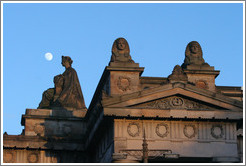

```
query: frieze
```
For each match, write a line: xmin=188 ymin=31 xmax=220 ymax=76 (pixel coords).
xmin=135 ymin=96 xmax=213 ymax=110
xmin=127 ymin=122 xmax=140 ymax=137
xmin=156 ymin=123 xmax=169 ymax=138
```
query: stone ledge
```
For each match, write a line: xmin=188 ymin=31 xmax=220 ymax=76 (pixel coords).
xmin=25 ymin=108 xmax=87 ymax=118
xmin=3 ymin=135 xmax=85 ymax=151
xmin=104 ymin=108 xmax=243 ymax=120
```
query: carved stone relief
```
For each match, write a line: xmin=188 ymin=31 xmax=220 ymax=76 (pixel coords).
xmin=136 ymin=96 xmax=213 ymax=110
xmin=196 ymin=80 xmax=208 ymax=89
xmin=3 ymin=150 xmax=16 ymax=163
xmin=63 ymin=124 xmax=72 ymax=135
xmin=127 ymin=122 xmax=140 ymax=137
xmin=171 ymin=97 xmax=184 ymax=107
xmin=117 ymin=76 xmax=131 ymax=92
xmin=183 ymin=124 xmax=197 ymax=138
xmin=27 ymin=152 xmax=39 ymax=163
xmin=211 ymin=124 xmax=224 ymax=139
xmin=33 ymin=123 xmax=45 ymax=136
xmin=155 ymin=123 xmax=169 ymax=138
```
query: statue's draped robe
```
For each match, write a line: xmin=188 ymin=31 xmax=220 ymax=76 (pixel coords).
xmin=56 ymin=67 xmax=86 ymax=109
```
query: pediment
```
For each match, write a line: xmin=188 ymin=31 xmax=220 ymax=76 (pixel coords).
xmin=130 ymin=95 xmax=224 ymax=111
xmin=102 ymin=83 xmax=243 ymax=112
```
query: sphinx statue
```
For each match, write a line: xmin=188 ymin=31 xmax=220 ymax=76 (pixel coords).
xmin=38 ymin=56 xmax=86 ymax=110
xmin=181 ymin=41 xmax=210 ymax=68
xmin=110 ymin=37 xmax=135 ymax=63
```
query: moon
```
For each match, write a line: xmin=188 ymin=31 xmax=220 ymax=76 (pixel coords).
xmin=45 ymin=52 xmax=53 ymax=61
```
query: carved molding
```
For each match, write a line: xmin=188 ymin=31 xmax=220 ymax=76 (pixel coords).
xmin=137 ymin=96 xmax=212 ymax=110
xmin=3 ymin=150 xmax=16 ymax=163
xmin=127 ymin=122 xmax=140 ymax=137
xmin=117 ymin=76 xmax=131 ymax=91
xmin=211 ymin=124 xmax=224 ymax=139
xmin=183 ymin=124 xmax=197 ymax=138
xmin=27 ymin=152 xmax=39 ymax=163
xmin=156 ymin=123 xmax=169 ymax=138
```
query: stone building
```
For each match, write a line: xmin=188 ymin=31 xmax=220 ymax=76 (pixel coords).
xmin=3 ymin=38 xmax=243 ymax=163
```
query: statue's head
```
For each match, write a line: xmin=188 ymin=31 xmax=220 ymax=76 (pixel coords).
xmin=182 ymin=41 xmax=210 ymax=68
xmin=185 ymin=41 xmax=203 ymax=57
xmin=62 ymin=56 xmax=73 ymax=66
xmin=112 ymin=37 xmax=130 ymax=54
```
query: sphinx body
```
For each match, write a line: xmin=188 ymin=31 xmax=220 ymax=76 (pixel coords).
xmin=110 ymin=38 xmax=134 ymax=63
xmin=182 ymin=41 xmax=209 ymax=68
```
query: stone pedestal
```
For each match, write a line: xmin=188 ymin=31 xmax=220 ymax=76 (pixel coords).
xmin=21 ymin=108 xmax=87 ymax=138
xmin=106 ymin=62 xmax=144 ymax=96
xmin=183 ymin=65 xmax=220 ymax=92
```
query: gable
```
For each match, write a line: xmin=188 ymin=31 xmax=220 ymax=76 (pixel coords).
xmin=102 ymin=83 xmax=243 ymax=112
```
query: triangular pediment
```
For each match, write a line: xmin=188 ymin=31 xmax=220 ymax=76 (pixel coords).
xmin=102 ymin=83 xmax=243 ymax=112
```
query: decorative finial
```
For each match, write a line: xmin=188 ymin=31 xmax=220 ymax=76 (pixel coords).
xmin=168 ymin=65 xmax=188 ymax=83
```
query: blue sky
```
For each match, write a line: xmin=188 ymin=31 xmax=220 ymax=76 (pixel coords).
xmin=2 ymin=2 xmax=244 ymax=135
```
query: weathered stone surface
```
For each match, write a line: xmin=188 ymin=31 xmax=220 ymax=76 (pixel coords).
xmin=3 ymin=148 xmax=87 ymax=163
xmin=113 ymin=119 xmax=239 ymax=160
xmin=21 ymin=109 xmax=86 ymax=138
xmin=168 ymin=65 xmax=188 ymax=83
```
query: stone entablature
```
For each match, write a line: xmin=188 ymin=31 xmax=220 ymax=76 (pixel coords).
xmin=114 ymin=119 xmax=239 ymax=162
xmin=114 ymin=119 xmax=237 ymax=142
xmin=104 ymin=108 xmax=242 ymax=120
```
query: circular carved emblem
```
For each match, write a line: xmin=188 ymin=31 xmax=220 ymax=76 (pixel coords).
xmin=27 ymin=152 xmax=39 ymax=163
xmin=4 ymin=151 xmax=15 ymax=163
xmin=51 ymin=153 xmax=61 ymax=163
xmin=196 ymin=80 xmax=208 ymax=89
xmin=63 ymin=125 xmax=72 ymax=135
xmin=183 ymin=124 xmax=197 ymax=138
xmin=117 ymin=76 xmax=131 ymax=91
xmin=211 ymin=125 xmax=224 ymax=139
xmin=171 ymin=97 xmax=184 ymax=106
xmin=127 ymin=122 xmax=140 ymax=137
xmin=34 ymin=124 xmax=44 ymax=136
xmin=156 ymin=123 xmax=169 ymax=138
